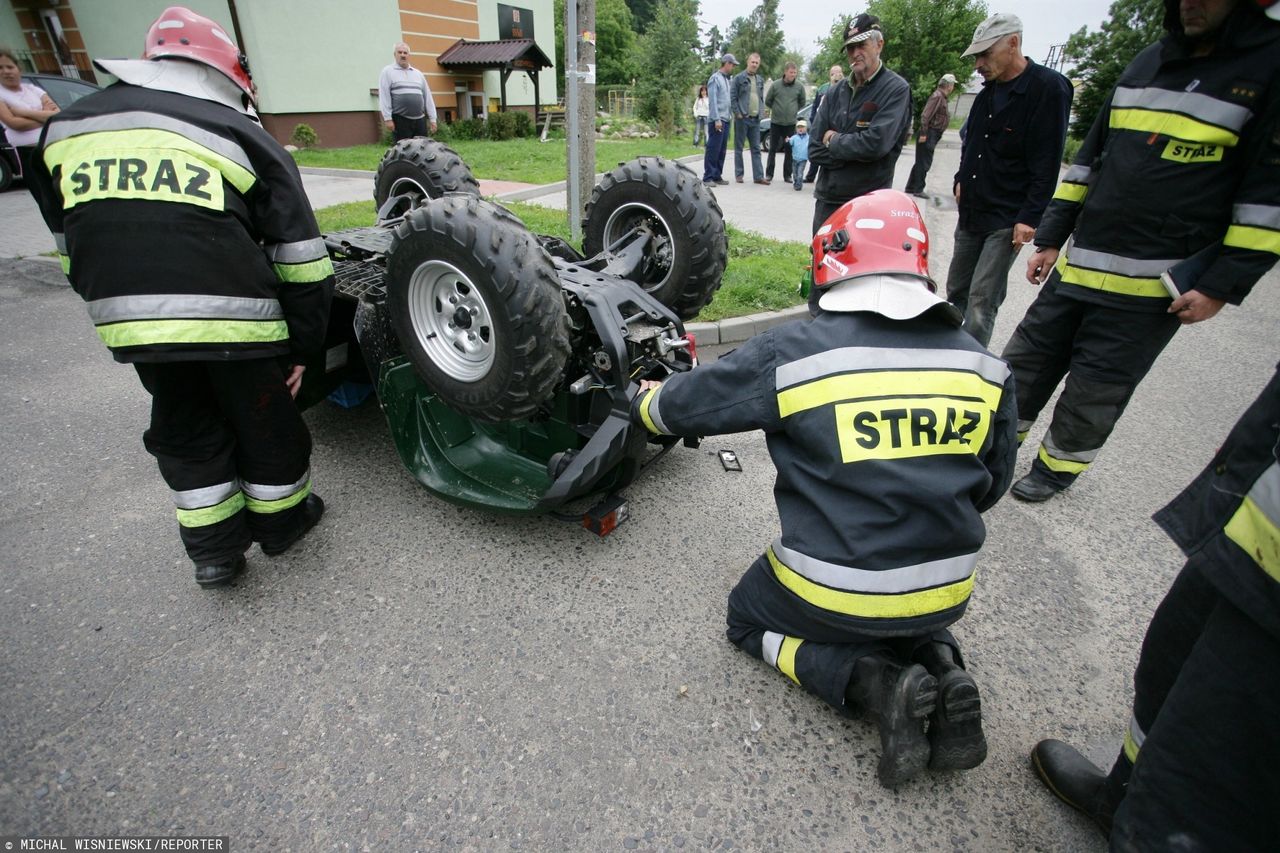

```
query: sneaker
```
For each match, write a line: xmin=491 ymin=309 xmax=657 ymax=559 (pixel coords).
xmin=260 ymin=493 xmax=326 ymax=556
xmin=735 ymin=176 xmax=744 ymax=183
xmin=754 ymin=178 xmax=770 ymax=185
xmin=194 ymin=553 xmax=246 ymax=588
xmin=715 ymin=179 xmax=730 ymax=186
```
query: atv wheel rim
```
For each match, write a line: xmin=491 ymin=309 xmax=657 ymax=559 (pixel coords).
xmin=602 ymin=202 xmax=675 ymax=293
xmin=406 ymin=260 xmax=496 ymax=381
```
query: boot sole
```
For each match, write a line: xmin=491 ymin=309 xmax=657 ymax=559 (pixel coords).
xmin=876 ymin=664 xmax=937 ymax=787
xmin=928 ymin=670 xmax=987 ymax=771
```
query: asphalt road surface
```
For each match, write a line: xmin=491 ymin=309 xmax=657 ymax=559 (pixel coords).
xmin=2 ymin=144 xmax=1278 ymax=850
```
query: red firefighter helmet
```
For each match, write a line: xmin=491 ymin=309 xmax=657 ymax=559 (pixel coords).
xmin=143 ymin=6 xmax=253 ymax=97
xmin=811 ymin=189 xmax=959 ymax=323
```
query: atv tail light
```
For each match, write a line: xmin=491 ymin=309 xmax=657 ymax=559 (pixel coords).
xmin=684 ymin=332 xmax=698 ymax=365
xmin=583 ymin=494 xmax=629 ymax=536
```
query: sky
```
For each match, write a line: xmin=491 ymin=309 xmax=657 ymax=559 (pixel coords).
xmin=696 ymin=0 xmax=1120 ymax=74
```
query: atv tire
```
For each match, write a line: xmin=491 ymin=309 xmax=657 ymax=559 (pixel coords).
xmin=385 ymin=195 xmax=571 ymax=423
xmin=582 ymin=156 xmax=727 ymax=320
xmin=374 ymin=138 xmax=481 ymax=218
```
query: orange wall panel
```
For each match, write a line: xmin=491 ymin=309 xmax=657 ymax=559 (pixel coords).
xmin=400 ymin=16 xmax=478 ymax=40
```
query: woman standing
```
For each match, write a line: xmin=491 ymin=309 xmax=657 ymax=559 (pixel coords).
xmin=0 ymin=48 xmax=59 ymax=185
xmin=692 ymin=84 xmax=709 ymax=147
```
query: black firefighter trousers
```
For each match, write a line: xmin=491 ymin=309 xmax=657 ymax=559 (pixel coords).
xmin=134 ymin=359 xmax=314 ymax=565
xmin=726 ymin=553 xmax=958 ymax=714
xmin=1001 ymin=275 xmax=1180 ymax=489
xmin=1101 ymin=554 xmax=1280 ymax=851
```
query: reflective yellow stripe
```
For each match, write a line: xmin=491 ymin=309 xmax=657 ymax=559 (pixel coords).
xmin=833 ymin=397 xmax=992 ymax=463
xmin=776 ymin=370 xmax=1003 ymax=418
xmin=59 ymin=253 xmax=70 ymax=275
xmin=777 ymin=636 xmax=802 ymax=685
xmin=96 ymin=318 xmax=289 ymax=348
xmin=43 ymin=128 xmax=256 ymax=212
xmin=1038 ymin=444 xmax=1090 ymax=474
xmin=1109 ymin=108 xmax=1239 ymax=147
xmin=273 ymin=256 xmax=335 ymax=284
xmin=175 ymin=492 xmax=245 ymax=528
xmin=1052 ymin=182 xmax=1088 ymax=203
xmin=1224 ymin=224 xmax=1280 ymax=256
xmin=1123 ymin=728 xmax=1140 ymax=764
xmin=244 ymin=480 xmax=311 ymax=514
xmin=1056 ymin=254 xmax=1168 ymax=299
xmin=1017 ymin=429 xmax=1030 ymax=443
xmin=766 ymin=548 xmax=974 ymax=619
xmin=1224 ymin=496 xmax=1280 ymax=582
xmin=638 ymin=387 xmax=662 ymax=434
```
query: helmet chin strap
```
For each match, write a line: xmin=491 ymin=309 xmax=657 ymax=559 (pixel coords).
xmin=93 ymin=57 xmax=260 ymax=121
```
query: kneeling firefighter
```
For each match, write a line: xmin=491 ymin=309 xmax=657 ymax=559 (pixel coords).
xmin=28 ymin=6 xmax=333 ymax=588
xmin=633 ymin=190 xmax=1018 ymax=786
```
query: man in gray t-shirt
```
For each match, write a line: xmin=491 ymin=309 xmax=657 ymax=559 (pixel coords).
xmin=378 ymin=43 xmax=437 ymax=141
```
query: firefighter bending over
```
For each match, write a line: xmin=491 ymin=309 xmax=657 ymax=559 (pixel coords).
xmin=633 ymin=191 xmax=1018 ymax=786
xmin=29 ymin=6 xmax=333 ymax=588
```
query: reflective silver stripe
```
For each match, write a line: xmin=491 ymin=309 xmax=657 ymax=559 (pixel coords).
xmin=1062 ymin=165 xmax=1093 ymax=184
xmin=1043 ymin=430 xmax=1099 ymax=463
xmin=172 ymin=480 xmax=240 ymax=510
xmin=43 ymin=111 xmax=257 ymax=177
xmin=771 ymin=538 xmax=977 ymax=594
xmin=647 ymin=385 xmax=672 ymax=435
xmin=775 ymin=347 xmax=1010 ymax=391
xmin=265 ymin=238 xmax=328 ymax=264
xmin=1111 ymin=86 xmax=1252 ymax=132
xmin=242 ymin=470 xmax=310 ymax=502
xmin=1017 ymin=419 xmax=1035 ymax=433
xmin=1233 ymin=204 xmax=1280 ymax=231
xmin=1246 ymin=463 xmax=1280 ymax=527
xmin=762 ymin=631 xmax=784 ymax=667
xmin=53 ymin=231 xmax=67 ymax=253
xmin=86 ymin=294 xmax=284 ymax=324
xmin=1128 ymin=715 xmax=1146 ymax=751
xmin=1065 ymin=247 xmax=1178 ymax=278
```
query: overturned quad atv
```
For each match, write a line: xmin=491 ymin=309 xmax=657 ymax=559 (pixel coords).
xmin=298 ymin=138 xmax=728 ymax=522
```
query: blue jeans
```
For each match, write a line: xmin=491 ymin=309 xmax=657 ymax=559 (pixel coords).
xmin=944 ymin=225 xmax=1021 ymax=347
xmin=693 ymin=116 xmax=708 ymax=146
xmin=733 ymin=116 xmax=762 ymax=180
xmin=703 ymin=120 xmax=729 ymax=182
xmin=792 ymin=160 xmax=806 ymax=190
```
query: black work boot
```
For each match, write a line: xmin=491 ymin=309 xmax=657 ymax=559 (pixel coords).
xmin=1030 ymin=739 xmax=1115 ymax=837
xmin=847 ymin=654 xmax=938 ymax=787
xmin=194 ymin=553 xmax=246 ymax=588
xmin=1011 ymin=469 xmax=1066 ymax=502
xmin=914 ymin=642 xmax=987 ymax=771
xmin=261 ymin=494 xmax=326 ymax=556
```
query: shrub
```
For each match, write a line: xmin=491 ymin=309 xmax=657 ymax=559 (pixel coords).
xmin=290 ymin=123 xmax=319 ymax=148
xmin=1061 ymin=136 xmax=1083 ymax=165
xmin=486 ymin=111 xmax=518 ymax=140
xmin=656 ymin=93 xmax=675 ymax=138
xmin=511 ymin=111 xmax=534 ymax=138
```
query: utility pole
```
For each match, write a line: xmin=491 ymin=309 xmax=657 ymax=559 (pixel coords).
xmin=564 ymin=0 xmax=596 ymax=243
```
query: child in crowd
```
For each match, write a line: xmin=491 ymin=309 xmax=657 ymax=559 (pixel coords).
xmin=788 ymin=119 xmax=809 ymax=191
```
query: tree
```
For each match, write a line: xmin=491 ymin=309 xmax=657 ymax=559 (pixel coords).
xmin=1065 ymin=0 xmax=1163 ymax=140
xmin=724 ymin=0 xmax=786 ymax=78
xmin=809 ymin=0 xmax=986 ymax=124
xmin=702 ymin=24 xmax=723 ymax=65
xmin=634 ymin=0 xmax=702 ymax=125
xmin=557 ymin=0 xmax=640 ymax=94
xmin=625 ymin=0 xmax=661 ymax=33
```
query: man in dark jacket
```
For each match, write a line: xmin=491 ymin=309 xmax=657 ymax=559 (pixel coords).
xmin=945 ymin=14 xmax=1073 ymax=348
xmin=1003 ymin=0 xmax=1280 ymax=503
xmin=808 ymin=14 xmax=912 ymax=237
xmin=804 ymin=64 xmax=844 ymax=184
xmin=30 ymin=6 xmax=332 ymax=588
xmin=731 ymin=52 xmax=767 ymax=183
xmin=1030 ymin=362 xmax=1280 ymax=849
xmin=633 ymin=191 xmax=1018 ymax=788
xmin=903 ymin=73 xmax=956 ymax=197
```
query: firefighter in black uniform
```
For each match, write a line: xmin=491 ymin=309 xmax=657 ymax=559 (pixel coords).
xmin=1030 ymin=361 xmax=1280 ymax=849
xmin=29 ymin=6 xmax=333 ymax=588
xmin=633 ymin=191 xmax=1018 ymax=787
xmin=1003 ymin=0 xmax=1280 ymax=503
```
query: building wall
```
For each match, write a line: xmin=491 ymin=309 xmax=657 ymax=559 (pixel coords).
xmin=0 ymin=4 xmax=27 ymax=56
xmin=477 ymin=0 xmax=556 ymax=108
xmin=7 ymin=0 xmax=96 ymax=79
xmin=399 ymin=0 xmax=481 ymax=118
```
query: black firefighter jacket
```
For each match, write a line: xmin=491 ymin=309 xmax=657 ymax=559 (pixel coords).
xmin=30 ymin=82 xmax=334 ymax=363
xmin=633 ymin=308 xmax=1018 ymax=636
xmin=1035 ymin=1 xmax=1280 ymax=312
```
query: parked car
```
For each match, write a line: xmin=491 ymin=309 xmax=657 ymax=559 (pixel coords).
xmin=759 ymin=102 xmax=814 ymax=155
xmin=1 ymin=73 xmax=100 ymax=191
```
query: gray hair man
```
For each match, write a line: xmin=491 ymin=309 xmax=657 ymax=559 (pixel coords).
xmin=378 ymin=42 xmax=437 ymax=141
